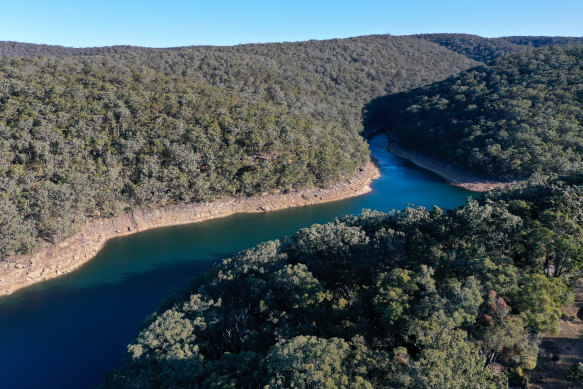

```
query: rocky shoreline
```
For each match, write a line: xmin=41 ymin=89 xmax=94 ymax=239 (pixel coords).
xmin=388 ymin=142 xmax=516 ymax=192
xmin=0 ymin=162 xmax=380 ymax=296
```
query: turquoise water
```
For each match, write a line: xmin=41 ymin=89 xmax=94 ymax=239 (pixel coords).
xmin=0 ymin=135 xmax=472 ymax=388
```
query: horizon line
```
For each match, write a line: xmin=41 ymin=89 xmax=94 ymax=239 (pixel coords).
xmin=2 ymin=32 xmax=582 ymax=50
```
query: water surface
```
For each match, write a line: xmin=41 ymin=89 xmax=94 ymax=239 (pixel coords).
xmin=0 ymin=135 xmax=472 ymax=388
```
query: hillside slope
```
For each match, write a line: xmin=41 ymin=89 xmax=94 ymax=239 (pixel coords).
xmin=415 ymin=33 xmax=524 ymax=62
xmin=367 ymin=45 xmax=583 ymax=180
xmin=0 ymin=35 xmax=478 ymax=258
xmin=106 ymin=177 xmax=583 ymax=388
xmin=416 ymin=33 xmax=583 ymax=62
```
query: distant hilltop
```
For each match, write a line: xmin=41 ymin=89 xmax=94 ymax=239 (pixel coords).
xmin=1 ymin=33 xmax=582 ymax=63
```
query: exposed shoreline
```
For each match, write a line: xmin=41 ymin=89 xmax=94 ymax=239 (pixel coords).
xmin=0 ymin=162 xmax=380 ymax=296
xmin=387 ymin=141 xmax=516 ymax=192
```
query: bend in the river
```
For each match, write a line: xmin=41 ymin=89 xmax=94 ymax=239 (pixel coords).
xmin=0 ymin=135 xmax=473 ymax=388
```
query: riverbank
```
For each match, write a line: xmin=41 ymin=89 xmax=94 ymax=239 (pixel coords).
xmin=388 ymin=142 xmax=515 ymax=192
xmin=0 ymin=162 xmax=380 ymax=296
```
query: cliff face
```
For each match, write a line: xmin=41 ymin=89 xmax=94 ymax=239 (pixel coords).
xmin=0 ymin=162 xmax=379 ymax=296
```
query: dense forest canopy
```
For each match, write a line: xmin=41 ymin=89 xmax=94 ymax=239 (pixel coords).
xmin=414 ymin=34 xmax=524 ymax=63
xmin=0 ymin=35 xmax=478 ymax=258
xmin=367 ymin=45 xmax=583 ymax=180
xmin=415 ymin=34 xmax=583 ymax=63
xmin=3 ymin=34 xmax=583 ymax=387
xmin=4 ymin=34 xmax=582 ymax=65
xmin=504 ymin=36 xmax=583 ymax=48
xmin=106 ymin=175 xmax=583 ymax=388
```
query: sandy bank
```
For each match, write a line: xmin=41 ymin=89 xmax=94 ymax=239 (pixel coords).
xmin=0 ymin=162 xmax=380 ymax=296
xmin=388 ymin=142 xmax=515 ymax=192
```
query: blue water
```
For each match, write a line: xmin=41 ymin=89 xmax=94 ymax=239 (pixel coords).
xmin=0 ymin=135 xmax=472 ymax=388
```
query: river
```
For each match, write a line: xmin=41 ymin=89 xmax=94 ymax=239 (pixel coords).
xmin=0 ymin=135 xmax=472 ymax=388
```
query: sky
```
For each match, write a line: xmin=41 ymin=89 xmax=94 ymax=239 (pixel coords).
xmin=0 ymin=0 xmax=581 ymax=48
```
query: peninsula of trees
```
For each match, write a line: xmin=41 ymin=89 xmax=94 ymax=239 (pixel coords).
xmin=106 ymin=176 xmax=583 ymax=388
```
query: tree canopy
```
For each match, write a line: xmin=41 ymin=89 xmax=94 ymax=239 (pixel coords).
xmin=416 ymin=34 xmax=583 ymax=63
xmin=105 ymin=176 xmax=583 ymax=388
xmin=367 ymin=45 xmax=583 ymax=180
xmin=3 ymin=34 xmax=583 ymax=387
xmin=0 ymin=35 xmax=477 ymax=258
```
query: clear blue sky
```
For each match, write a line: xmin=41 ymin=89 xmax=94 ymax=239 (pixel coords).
xmin=0 ymin=0 xmax=581 ymax=48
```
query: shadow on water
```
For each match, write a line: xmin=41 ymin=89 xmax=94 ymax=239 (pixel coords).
xmin=0 ymin=260 xmax=214 ymax=389
xmin=0 ymin=134 xmax=473 ymax=388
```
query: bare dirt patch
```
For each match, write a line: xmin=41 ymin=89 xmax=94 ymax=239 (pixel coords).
xmin=530 ymin=278 xmax=583 ymax=388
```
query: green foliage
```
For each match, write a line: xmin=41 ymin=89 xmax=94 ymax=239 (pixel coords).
xmin=504 ymin=36 xmax=583 ymax=48
xmin=265 ymin=336 xmax=371 ymax=389
xmin=106 ymin=178 xmax=583 ymax=388
xmin=411 ymin=313 xmax=499 ymax=388
xmin=416 ymin=33 xmax=525 ymax=63
xmin=5 ymin=34 xmax=583 ymax=387
xmin=416 ymin=33 xmax=583 ymax=63
xmin=367 ymin=45 xmax=583 ymax=180
xmin=512 ymin=274 xmax=573 ymax=335
xmin=0 ymin=35 xmax=479 ymax=258
xmin=566 ymin=362 xmax=583 ymax=385
xmin=374 ymin=269 xmax=418 ymax=328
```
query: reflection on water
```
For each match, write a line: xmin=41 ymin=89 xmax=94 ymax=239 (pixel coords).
xmin=0 ymin=135 xmax=472 ymax=388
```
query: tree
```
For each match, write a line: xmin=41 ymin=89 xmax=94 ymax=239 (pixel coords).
xmin=265 ymin=336 xmax=373 ymax=389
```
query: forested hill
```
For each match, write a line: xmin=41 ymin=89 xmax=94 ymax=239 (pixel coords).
xmin=367 ymin=45 xmax=583 ymax=180
xmin=414 ymin=34 xmax=524 ymax=62
xmin=415 ymin=33 xmax=583 ymax=62
xmin=4 ymin=34 xmax=583 ymax=64
xmin=106 ymin=176 xmax=583 ymax=388
xmin=504 ymin=36 xmax=583 ymax=48
xmin=0 ymin=35 xmax=478 ymax=258
xmin=0 ymin=36 xmax=478 ymax=113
